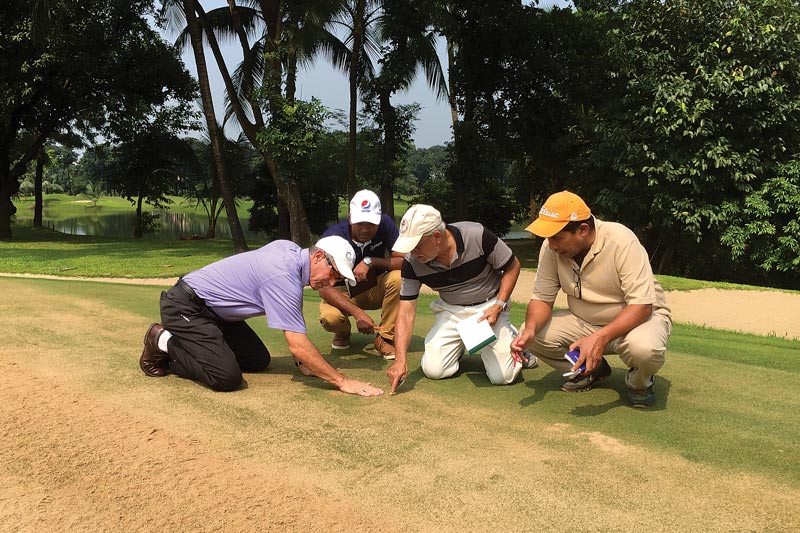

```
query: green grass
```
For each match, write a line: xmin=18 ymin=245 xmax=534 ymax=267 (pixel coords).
xmin=0 ymin=224 xmax=241 ymax=278
xmin=13 ymin=193 xmax=255 ymax=220
xmin=4 ymin=222 xmax=798 ymax=297
xmin=12 ymin=277 xmax=800 ymax=487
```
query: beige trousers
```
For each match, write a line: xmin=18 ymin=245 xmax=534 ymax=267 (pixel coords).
xmin=318 ymin=270 xmax=401 ymax=341
xmin=421 ymin=299 xmax=522 ymax=386
xmin=528 ymin=309 xmax=672 ymax=389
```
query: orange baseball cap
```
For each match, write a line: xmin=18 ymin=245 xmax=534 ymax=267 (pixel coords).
xmin=525 ymin=191 xmax=592 ymax=238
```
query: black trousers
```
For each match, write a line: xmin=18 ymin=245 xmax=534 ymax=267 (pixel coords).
xmin=160 ymin=282 xmax=271 ymax=391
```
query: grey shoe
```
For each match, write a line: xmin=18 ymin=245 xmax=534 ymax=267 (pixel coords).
xmin=561 ymin=357 xmax=611 ymax=392
xmin=520 ymin=351 xmax=538 ymax=369
xmin=627 ymin=370 xmax=656 ymax=408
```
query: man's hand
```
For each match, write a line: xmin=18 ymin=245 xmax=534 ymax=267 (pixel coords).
xmin=338 ymin=378 xmax=384 ymax=397
xmin=511 ymin=326 xmax=533 ymax=357
xmin=386 ymin=361 xmax=408 ymax=395
xmin=477 ymin=304 xmax=503 ymax=326
xmin=354 ymin=311 xmax=377 ymax=334
xmin=353 ymin=261 xmax=370 ymax=282
xmin=570 ymin=333 xmax=608 ymax=374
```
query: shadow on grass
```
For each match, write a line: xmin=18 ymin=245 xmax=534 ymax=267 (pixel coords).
xmin=518 ymin=368 xmax=673 ymax=414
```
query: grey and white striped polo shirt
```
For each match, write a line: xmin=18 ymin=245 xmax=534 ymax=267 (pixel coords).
xmin=399 ymin=221 xmax=515 ymax=306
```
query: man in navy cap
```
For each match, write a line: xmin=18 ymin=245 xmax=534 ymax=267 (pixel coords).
xmin=319 ymin=190 xmax=404 ymax=359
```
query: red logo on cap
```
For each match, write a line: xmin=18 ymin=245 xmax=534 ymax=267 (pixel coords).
xmin=361 ymin=200 xmax=371 ymax=211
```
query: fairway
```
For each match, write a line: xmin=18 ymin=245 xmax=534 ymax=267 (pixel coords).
xmin=1 ymin=276 xmax=799 ymax=532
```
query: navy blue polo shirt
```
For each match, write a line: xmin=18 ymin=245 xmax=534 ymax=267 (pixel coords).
xmin=322 ymin=214 xmax=399 ymax=268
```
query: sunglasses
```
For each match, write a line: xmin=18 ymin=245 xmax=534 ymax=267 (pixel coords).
xmin=324 ymin=254 xmax=344 ymax=281
xmin=572 ymin=267 xmax=582 ymax=299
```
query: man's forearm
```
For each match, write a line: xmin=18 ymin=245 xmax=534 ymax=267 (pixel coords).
xmin=369 ymin=254 xmax=404 ymax=271
xmin=393 ymin=300 xmax=417 ymax=363
xmin=525 ymin=298 xmax=554 ymax=334
xmin=497 ymin=258 xmax=521 ymax=303
xmin=286 ymin=331 xmax=345 ymax=386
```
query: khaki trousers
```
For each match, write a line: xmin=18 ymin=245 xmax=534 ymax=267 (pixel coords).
xmin=318 ymin=270 xmax=401 ymax=341
xmin=528 ymin=309 xmax=672 ymax=389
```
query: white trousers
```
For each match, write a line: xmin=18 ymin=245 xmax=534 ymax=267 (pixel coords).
xmin=421 ymin=298 xmax=522 ymax=385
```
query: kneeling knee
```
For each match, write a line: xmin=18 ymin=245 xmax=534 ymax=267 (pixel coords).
xmin=421 ymin=357 xmax=456 ymax=381
xmin=210 ymin=371 xmax=243 ymax=392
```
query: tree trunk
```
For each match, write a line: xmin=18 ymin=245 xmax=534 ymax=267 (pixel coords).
xmin=184 ymin=0 xmax=248 ymax=253
xmin=347 ymin=0 xmax=366 ymax=198
xmin=277 ymin=199 xmax=290 ymax=240
xmin=286 ymin=49 xmax=297 ymax=104
xmin=34 ymin=147 xmax=45 ymax=227
xmin=265 ymin=155 xmax=310 ymax=244
xmin=528 ymin=190 xmax=537 ymax=224
xmin=206 ymin=197 xmax=217 ymax=238
xmin=379 ymin=87 xmax=396 ymax=220
xmin=452 ymin=123 xmax=468 ymax=221
xmin=446 ymin=39 xmax=467 ymax=221
xmin=134 ymin=193 xmax=144 ymax=239
xmin=208 ymin=0 xmax=310 ymax=243
xmin=0 ymin=144 xmax=19 ymax=239
xmin=447 ymin=40 xmax=459 ymax=128
xmin=0 ymin=179 xmax=13 ymax=241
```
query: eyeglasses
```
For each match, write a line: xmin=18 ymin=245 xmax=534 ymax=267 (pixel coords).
xmin=572 ymin=267 xmax=582 ymax=299
xmin=324 ymin=254 xmax=343 ymax=281
xmin=411 ymin=236 xmax=428 ymax=254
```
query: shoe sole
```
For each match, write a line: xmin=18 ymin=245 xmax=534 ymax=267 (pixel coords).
xmin=331 ymin=343 xmax=350 ymax=350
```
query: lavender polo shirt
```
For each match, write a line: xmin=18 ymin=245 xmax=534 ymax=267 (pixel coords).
xmin=181 ymin=240 xmax=310 ymax=333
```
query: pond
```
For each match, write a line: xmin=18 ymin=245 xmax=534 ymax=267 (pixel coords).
xmin=13 ymin=210 xmax=267 ymax=241
xmin=13 ymin=206 xmax=532 ymax=242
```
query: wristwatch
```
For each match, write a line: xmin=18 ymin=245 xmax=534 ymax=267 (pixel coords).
xmin=495 ymin=298 xmax=508 ymax=311
xmin=363 ymin=256 xmax=373 ymax=268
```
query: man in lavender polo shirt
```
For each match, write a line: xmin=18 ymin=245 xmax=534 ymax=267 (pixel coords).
xmin=138 ymin=236 xmax=384 ymax=397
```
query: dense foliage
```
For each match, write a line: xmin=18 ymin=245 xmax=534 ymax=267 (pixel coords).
xmin=8 ymin=0 xmax=800 ymax=288
xmin=0 ymin=0 xmax=194 ymax=239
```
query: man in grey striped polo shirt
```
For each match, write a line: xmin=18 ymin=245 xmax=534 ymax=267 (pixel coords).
xmin=386 ymin=204 xmax=536 ymax=394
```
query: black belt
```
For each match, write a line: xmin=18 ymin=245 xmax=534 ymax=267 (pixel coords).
xmin=176 ymin=278 xmax=205 ymax=306
xmin=462 ymin=292 xmax=499 ymax=307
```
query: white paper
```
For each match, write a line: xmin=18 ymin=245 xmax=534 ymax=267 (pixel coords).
xmin=456 ymin=313 xmax=498 ymax=355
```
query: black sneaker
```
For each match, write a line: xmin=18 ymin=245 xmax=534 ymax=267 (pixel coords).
xmin=627 ymin=378 xmax=656 ymax=408
xmin=560 ymin=357 xmax=611 ymax=392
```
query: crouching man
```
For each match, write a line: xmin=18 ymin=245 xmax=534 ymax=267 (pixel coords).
xmin=511 ymin=191 xmax=671 ymax=407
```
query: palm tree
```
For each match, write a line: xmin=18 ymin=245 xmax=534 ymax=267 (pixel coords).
xmin=170 ymin=0 xmax=342 ymax=244
xmin=179 ymin=123 xmax=252 ymax=239
xmin=368 ymin=0 xmax=448 ymax=216
xmin=324 ymin=0 xmax=383 ymax=197
xmin=161 ymin=0 xmax=249 ymax=252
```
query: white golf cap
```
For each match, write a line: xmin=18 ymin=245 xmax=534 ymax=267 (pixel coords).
xmin=315 ymin=235 xmax=356 ymax=284
xmin=349 ymin=189 xmax=382 ymax=225
xmin=392 ymin=204 xmax=443 ymax=254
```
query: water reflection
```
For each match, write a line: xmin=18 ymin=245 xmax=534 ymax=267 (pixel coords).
xmin=15 ymin=210 xmax=265 ymax=241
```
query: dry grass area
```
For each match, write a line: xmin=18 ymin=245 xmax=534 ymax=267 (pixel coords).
xmin=1 ymin=277 xmax=799 ymax=532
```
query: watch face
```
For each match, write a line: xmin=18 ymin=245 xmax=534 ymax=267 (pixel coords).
xmin=364 ymin=256 xmax=372 ymax=265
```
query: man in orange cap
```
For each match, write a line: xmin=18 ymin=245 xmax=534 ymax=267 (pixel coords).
xmin=510 ymin=191 xmax=672 ymax=407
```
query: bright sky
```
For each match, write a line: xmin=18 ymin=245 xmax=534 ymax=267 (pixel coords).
xmin=166 ymin=0 xmax=570 ymax=148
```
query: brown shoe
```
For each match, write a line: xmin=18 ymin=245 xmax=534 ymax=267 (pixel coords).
xmin=140 ymin=323 xmax=169 ymax=377
xmin=374 ymin=335 xmax=395 ymax=360
xmin=331 ymin=331 xmax=350 ymax=350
